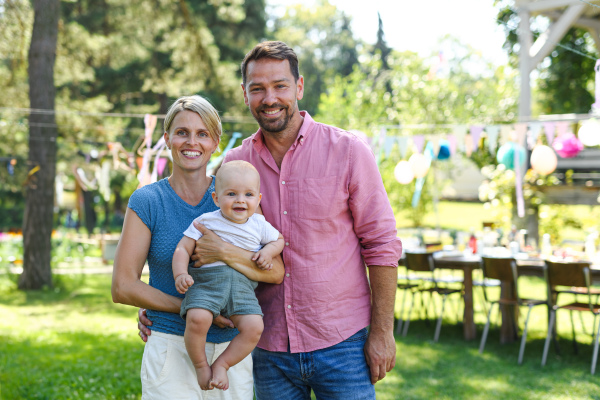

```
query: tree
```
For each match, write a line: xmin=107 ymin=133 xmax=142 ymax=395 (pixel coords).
xmin=495 ymin=2 xmax=597 ymax=114
xmin=372 ymin=12 xmax=391 ymax=71
xmin=269 ymin=0 xmax=359 ymax=115
xmin=19 ymin=0 xmax=60 ymax=290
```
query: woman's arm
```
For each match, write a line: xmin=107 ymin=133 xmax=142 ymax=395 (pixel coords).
xmin=190 ymin=221 xmax=284 ymax=284
xmin=111 ymin=208 xmax=182 ymax=313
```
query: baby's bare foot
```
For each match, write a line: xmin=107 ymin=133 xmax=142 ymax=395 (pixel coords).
xmin=210 ymin=364 xmax=229 ymax=391
xmin=196 ymin=365 xmax=213 ymax=390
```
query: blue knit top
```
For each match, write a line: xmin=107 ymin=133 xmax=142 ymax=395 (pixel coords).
xmin=127 ymin=177 xmax=238 ymax=342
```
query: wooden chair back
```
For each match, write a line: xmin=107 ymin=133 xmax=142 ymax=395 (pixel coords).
xmin=404 ymin=252 xmax=435 ymax=273
xmin=544 ymin=260 xmax=591 ymax=289
xmin=481 ymin=257 xmax=517 ymax=283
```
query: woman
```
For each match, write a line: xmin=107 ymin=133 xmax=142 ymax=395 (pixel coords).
xmin=111 ymin=95 xmax=283 ymax=399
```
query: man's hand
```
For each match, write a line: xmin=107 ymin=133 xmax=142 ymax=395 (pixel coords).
xmin=190 ymin=222 xmax=225 ymax=267
xmin=364 ymin=328 xmax=396 ymax=384
xmin=138 ymin=308 xmax=152 ymax=343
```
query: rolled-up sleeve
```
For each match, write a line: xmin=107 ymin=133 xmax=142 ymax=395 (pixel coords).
xmin=348 ymin=136 xmax=403 ymax=267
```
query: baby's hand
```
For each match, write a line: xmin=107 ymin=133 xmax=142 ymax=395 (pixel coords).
xmin=252 ymin=250 xmax=273 ymax=271
xmin=175 ymin=273 xmax=194 ymax=294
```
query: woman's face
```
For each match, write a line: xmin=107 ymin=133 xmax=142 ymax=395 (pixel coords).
xmin=164 ymin=110 xmax=219 ymax=173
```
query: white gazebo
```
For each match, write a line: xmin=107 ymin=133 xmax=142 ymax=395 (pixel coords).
xmin=515 ymin=0 xmax=600 ymax=118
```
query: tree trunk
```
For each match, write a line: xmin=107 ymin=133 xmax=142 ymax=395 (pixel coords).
xmin=19 ymin=0 xmax=60 ymax=290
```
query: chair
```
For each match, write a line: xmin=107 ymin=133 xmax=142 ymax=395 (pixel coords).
xmin=402 ymin=251 xmax=463 ymax=342
xmin=395 ymin=265 xmax=421 ymax=335
xmin=478 ymin=256 xmax=547 ymax=364
xmin=541 ymin=260 xmax=600 ymax=374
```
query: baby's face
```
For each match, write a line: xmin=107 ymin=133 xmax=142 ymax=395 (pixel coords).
xmin=213 ymin=170 xmax=261 ymax=224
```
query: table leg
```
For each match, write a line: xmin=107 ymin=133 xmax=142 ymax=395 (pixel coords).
xmin=463 ymin=266 xmax=476 ymax=340
xmin=500 ymin=281 xmax=518 ymax=343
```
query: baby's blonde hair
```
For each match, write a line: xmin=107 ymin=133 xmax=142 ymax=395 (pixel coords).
xmin=215 ymin=161 xmax=260 ymax=192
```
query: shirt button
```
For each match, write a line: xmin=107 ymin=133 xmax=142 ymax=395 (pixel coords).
xmin=286 ymin=273 xmax=290 ymax=277
xmin=287 ymin=305 xmax=292 ymax=309
xmin=282 ymin=181 xmax=286 ymax=185
xmin=283 ymin=211 xmax=287 ymax=215
xmin=285 ymin=242 xmax=289 ymax=246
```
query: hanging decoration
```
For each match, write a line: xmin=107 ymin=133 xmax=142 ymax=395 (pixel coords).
xmin=409 ymin=153 xmax=430 ymax=178
xmin=411 ymin=144 xmax=434 ymax=208
xmin=394 ymin=160 xmax=414 ymax=184
xmin=437 ymin=139 xmax=451 ymax=160
xmin=578 ymin=118 xmax=600 ymax=147
xmin=553 ymin=132 xmax=583 ymax=158
xmin=496 ymin=142 xmax=526 ymax=171
xmin=530 ymin=145 xmax=558 ymax=175
xmin=543 ymin=122 xmax=556 ymax=146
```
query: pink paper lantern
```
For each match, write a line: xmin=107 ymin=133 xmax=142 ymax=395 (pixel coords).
xmin=553 ymin=132 xmax=583 ymax=158
xmin=530 ymin=145 xmax=557 ymax=175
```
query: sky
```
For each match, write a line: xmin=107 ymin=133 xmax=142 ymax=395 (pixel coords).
xmin=267 ymin=0 xmax=509 ymax=66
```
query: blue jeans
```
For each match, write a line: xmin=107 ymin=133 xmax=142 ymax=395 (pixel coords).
xmin=252 ymin=328 xmax=375 ymax=400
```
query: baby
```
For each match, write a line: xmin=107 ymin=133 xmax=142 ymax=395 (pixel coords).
xmin=172 ymin=160 xmax=284 ymax=391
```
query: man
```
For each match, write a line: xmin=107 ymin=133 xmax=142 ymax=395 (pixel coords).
xmin=140 ymin=41 xmax=402 ymax=398
xmin=219 ymin=41 xmax=401 ymax=398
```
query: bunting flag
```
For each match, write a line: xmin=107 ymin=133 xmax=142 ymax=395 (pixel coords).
xmin=543 ymin=121 xmax=556 ymax=146
xmin=397 ymin=136 xmax=409 ymax=159
xmin=384 ymin=136 xmax=396 ymax=158
xmin=430 ymin=136 xmax=441 ymax=158
xmin=485 ymin=125 xmax=500 ymax=154
xmin=465 ymin=134 xmax=474 ymax=157
xmin=137 ymin=114 xmax=158 ymax=187
xmin=556 ymin=121 xmax=570 ymax=136
xmin=514 ymin=123 xmax=528 ymax=147
xmin=528 ymin=122 xmax=543 ymax=149
xmin=156 ymin=158 xmax=167 ymax=176
xmin=447 ymin=134 xmax=457 ymax=156
xmin=470 ymin=125 xmax=484 ymax=152
xmin=452 ymin=125 xmax=467 ymax=152
xmin=412 ymin=135 xmax=425 ymax=153
xmin=150 ymin=137 xmax=167 ymax=183
xmin=500 ymin=125 xmax=513 ymax=145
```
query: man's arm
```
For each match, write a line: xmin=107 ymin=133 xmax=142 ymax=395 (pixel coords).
xmin=364 ymin=265 xmax=397 ymax=384
xmin=190 ymin=222 xmax=284 ymax=284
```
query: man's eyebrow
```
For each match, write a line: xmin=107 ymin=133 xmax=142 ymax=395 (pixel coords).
xmin=248 ymin=78 xmax=291 ymax=86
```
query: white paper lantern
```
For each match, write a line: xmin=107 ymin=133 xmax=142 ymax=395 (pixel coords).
xmin=408 ymin=153 xmax=430 ymax=178
xmin=530 ymin=145 xmax=557 ymax=175
xmin=578 ymin=119 xmax=600 ymax=147
xmin=394 ymin=160 xmax=414 ymax=184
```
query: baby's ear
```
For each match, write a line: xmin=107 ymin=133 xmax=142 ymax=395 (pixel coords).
xmin=259 ymin=193 xmax=262 ymax=202
xmin=211 ymin=191 xmax=219 ymax=206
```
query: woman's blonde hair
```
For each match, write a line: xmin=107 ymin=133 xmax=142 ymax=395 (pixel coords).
xmin=163 ymin=95 xmax=222 ymax=144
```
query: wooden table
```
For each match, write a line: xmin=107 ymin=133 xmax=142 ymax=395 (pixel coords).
xmin=399 ymin=253 xmax=600 ymax=342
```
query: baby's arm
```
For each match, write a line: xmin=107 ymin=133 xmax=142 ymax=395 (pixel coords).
xmin=172 ymin=236 xmax=197 ymax=294
xmin=252 ymin=234 xmax=285 ymax=270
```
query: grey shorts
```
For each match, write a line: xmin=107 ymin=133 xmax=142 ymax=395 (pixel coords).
xmin=180 ymin=264 xmax=263 ymax=319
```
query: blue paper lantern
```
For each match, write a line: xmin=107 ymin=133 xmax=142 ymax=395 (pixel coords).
xmin=496 ymin=142 xmax=526 ymax=170
xmin=437 ymin=139 xmax=451 ymax=160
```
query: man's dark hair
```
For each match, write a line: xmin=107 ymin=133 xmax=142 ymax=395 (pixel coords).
xmin=241 ymin=41 xmax=300 ymax=86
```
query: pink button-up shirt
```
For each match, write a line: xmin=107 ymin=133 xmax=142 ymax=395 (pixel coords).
xmin=224 ymin=112 xmax=402 ymax=353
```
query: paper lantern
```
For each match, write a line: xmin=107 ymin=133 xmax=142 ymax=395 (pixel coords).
xmin=530 ymin=145 xmax=557 ymax=175
xmin=409 ymin=153 xmax=430 ymax=178
xmin=496 ymin=142 xmax=526 ymax=170
xmin=394 ymin=160 xmax=414 ymax=184
xmin=578 ymin=119 xmax=600 ymax=147
xmin=437 ymin=139 xmax=451 ymax=160
xmin=553 ymin=132 xmax=583 ymax=158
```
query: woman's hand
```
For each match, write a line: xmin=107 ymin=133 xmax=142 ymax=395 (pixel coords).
xmin=213 ymin=315 xmax=235 ymax=329
xmin=138 ymin=308 xmax=152 ymax=342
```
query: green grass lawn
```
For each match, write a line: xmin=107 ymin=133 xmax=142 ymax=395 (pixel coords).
xmin=1 ymin=273 xmax=600 ymax=399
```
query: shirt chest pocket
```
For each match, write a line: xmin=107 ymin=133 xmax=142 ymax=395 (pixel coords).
xmin=299 ymin=176 xmax=341 ymax=220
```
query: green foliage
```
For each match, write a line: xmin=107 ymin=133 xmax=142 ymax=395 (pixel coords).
xmin=479 ymin=164 xmax=562 ymax=235
xmin=494 ymin=1 xmax=598 ymax=114
xmin=268 ymin=0 xmax=359 ymax=115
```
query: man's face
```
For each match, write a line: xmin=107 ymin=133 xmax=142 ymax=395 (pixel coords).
xmin=242 ymin=58 xmax=304 ymax=135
